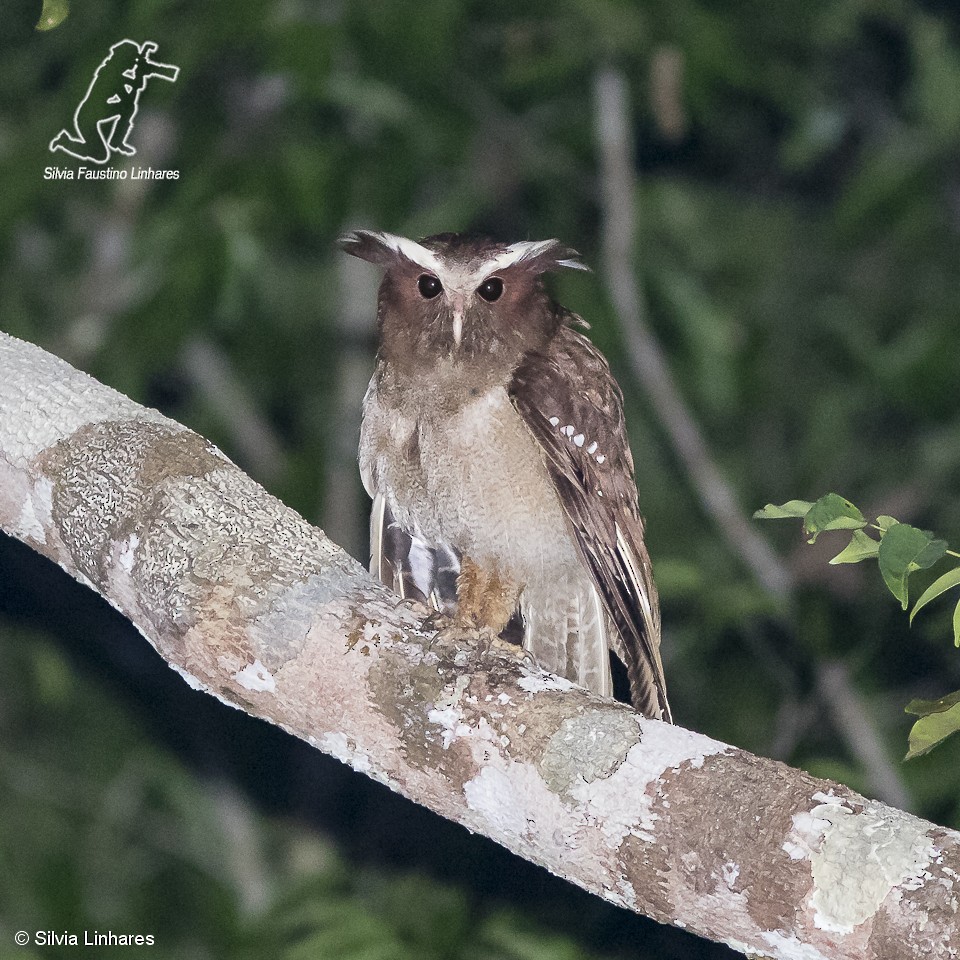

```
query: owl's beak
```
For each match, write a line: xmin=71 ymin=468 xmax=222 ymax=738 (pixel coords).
xmin=450 ymin=293 xmax=466 ymax=347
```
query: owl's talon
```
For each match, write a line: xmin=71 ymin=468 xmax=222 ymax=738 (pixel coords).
xmin=395 ymin=595 xmax=432 ymax=619
xmin=428 ymin=620 xmax=531 ymax=668
xmin=429 ymin=619 xmax=485 ymax=651
xmin=488 ymin=637 xmax=538 ymax=673
xmin=506 ymin=643 xmax=538 ymax=669
xmin=421 ymin=610 xmax=453 ymax=639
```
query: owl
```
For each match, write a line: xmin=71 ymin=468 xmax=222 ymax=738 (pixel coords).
xmin=340 ymin=231 xmax=670 ymax=722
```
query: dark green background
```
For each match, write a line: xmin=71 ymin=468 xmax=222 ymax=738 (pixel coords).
xmin=2 ymin=1 xmax=960 ymax=957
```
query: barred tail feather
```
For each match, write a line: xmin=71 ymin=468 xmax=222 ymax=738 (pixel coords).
xmin=521 ymin=580 xmax=612 ymax=700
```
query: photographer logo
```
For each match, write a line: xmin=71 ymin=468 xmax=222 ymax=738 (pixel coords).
xmin=46 ymin=39 xmax=179 ymax=181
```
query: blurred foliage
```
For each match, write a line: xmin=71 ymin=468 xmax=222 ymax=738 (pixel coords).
xmin=2 ymin=0 xmax=960 ymax=955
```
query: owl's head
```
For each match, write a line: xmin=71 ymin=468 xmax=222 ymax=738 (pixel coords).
xmin=339 ymin=230 xmax=588 ymax=377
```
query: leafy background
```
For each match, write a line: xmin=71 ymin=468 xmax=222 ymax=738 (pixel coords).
xmin=2 ymin=0 xmax=960 ymax=957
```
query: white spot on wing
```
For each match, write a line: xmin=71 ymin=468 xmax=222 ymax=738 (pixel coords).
xmin=573 ymin=433 xmax=585 ymax=447
xmin=548 ymin=416 xmax=560 ymax=426
xmin=587 ymin=441 xmax=598 ymax=454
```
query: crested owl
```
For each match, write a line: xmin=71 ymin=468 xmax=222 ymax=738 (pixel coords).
xmin=340 ymin=230 xmax=670 ymax=721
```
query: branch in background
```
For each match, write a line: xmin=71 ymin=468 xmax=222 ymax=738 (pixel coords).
xmin=57 ymin=112 xmax=176 ymax=364
xmin=320 ymin=228 xmax=379 ymax=562
xmin=818 ymin=670 xmax=911 ymax=810
xmin=816 ymin=661 xmax=905 ymax=776
xmin=2 ymin=330 xmax=956 ymax=959
xmin=590 ymin=65 xmax=910 ymax=810
xmin=592 ymin=66 xmax=791 ymax=600
xmin=179 ymin=335 xmax=289 ymax=487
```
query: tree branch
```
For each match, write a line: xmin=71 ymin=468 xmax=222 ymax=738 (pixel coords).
xmin=0 ymin=331 xmax=956 ymax=959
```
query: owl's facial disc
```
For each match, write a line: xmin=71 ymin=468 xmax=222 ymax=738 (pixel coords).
xmin=339 ymin=230 xmax=589 ymax=367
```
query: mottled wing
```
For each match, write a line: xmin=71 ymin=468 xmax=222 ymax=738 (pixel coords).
xmin=509 ymin=321 xmax=671 ymax=721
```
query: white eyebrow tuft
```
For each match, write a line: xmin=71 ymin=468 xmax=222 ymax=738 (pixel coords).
xmin=370 ymin=232 xmax=447 ymax=276
xmin=480 ymin=240 xmax=590 ymax=275
xmin=555 ymin=257 xmax=590 ymax=271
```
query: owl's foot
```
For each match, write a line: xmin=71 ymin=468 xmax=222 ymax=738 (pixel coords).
xmin=420 ymin=609 xmax=455 ymax=636
xmin=422 ymin=556 xmax=529 ymax=659
xmin=511 ymin=644 xmax=539 ymax=669
xmin=426 ymin=615 xmax=533 ymax=667
xmin=428 ymin=616 xmax=495 ymax=652
xmin=394 ymin=595 xmax=430 ymax=616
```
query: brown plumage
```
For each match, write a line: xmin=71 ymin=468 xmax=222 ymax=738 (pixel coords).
xmin=340 ymin=230 xmax=670 ymax=721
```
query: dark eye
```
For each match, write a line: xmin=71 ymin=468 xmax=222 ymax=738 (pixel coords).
xmin=477 ymin=277 xmax=504 ymax=302
xmin=417 ymin=274 xmax=442 ymax=299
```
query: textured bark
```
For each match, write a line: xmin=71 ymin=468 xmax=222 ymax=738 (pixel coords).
xmin=1 ymin=330 xmax=958 ymax=960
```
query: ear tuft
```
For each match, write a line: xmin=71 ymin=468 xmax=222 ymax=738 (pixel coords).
xmin=337 ymin=230 xmax=398 ymax=267
xmin=338 ymin=230 xmax=447 ymax=274
xmin=485 ymin=239 xmax=591 ymax=275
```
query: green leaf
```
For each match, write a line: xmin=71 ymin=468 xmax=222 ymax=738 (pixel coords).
xmin=910 ymin=565 xmax=960 ymax=624
xmin=829 ymin=528 xmax=880 ymax=565
xmin=875 ymin=515 xmax=899 ymax=532
xmin=904 ymin=689 xmax=960 ymax=759
xmin=35 ymin=0 xmax=69 ymax=30
xmin=904 ymin=688 xmax=960 ymax=716
xmin=803 ymin=493 xmax=866 ymax=543
xmin=878 ymin=522 xmax=949 ymax=609
xmin=753 ymin=499 xmax=813 ymax=520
